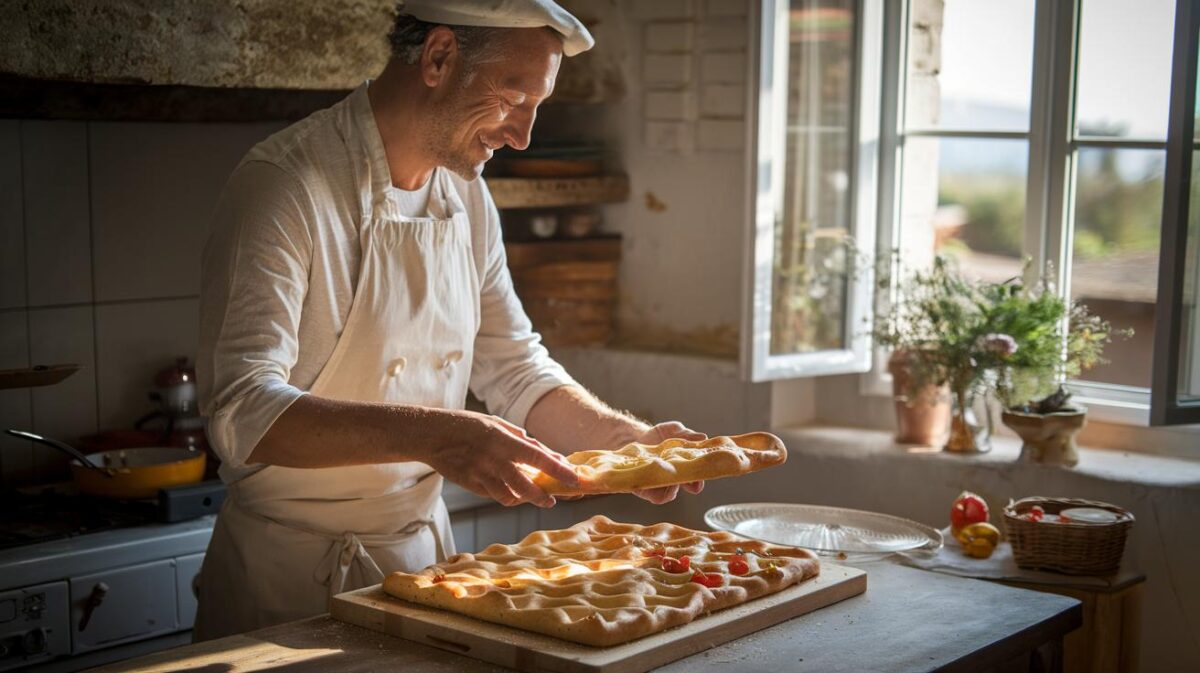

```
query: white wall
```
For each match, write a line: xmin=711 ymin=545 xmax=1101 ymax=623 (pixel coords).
xmin=0 ymin=119 xmax=283 ymax=485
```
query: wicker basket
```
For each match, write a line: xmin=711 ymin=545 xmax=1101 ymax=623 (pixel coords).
xmin=1003 ymin=497 xmax=1134 ymax=576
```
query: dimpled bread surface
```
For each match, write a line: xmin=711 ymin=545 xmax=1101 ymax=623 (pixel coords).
xmin=532 ymin=432 xmax=787 ymax=496
xmin=382 ymin=515 xmax=819 ymax=647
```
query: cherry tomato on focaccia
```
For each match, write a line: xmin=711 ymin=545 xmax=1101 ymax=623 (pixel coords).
xmin=662 ymin=555 xmax=691 ymax=573
xmin=727 ymin=556 xmax=750 ymax=576
xmin=691 ymin=570 xmax=724 ymax=588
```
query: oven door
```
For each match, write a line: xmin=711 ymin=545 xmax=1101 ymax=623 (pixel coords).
xmin=69 ymin=560 xmax=177 ymax=653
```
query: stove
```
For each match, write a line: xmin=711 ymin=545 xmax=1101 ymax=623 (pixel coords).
xmin=0 ymin=493 xmax=159 ymax=551
xmin=0 ymin=484 xmax=225 ymax=672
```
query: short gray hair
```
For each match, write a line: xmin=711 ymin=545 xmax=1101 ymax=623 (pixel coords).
xmin=388 ymin=13 xmax=514 ymax=67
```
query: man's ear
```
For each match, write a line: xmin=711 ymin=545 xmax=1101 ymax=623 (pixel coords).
xmin=420 ymin=26 xmax=459 ymax=88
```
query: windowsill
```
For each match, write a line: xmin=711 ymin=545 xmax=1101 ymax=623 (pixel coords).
xmin=773 ymin=424 xmax=1200 ymax=488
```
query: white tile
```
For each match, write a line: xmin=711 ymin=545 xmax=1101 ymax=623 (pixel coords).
xmin=700 ymin=83 xmax=746 ymax=118
xmin=701 ymin=52 xmax=748 ymax=84
xmin=634 ymin=0 xmax=695 ymax=20
xmin=474 ymin=506 xmax=520 ymax=549
xmin=90 ymin=122 xmax=281 ymax=302
xmin=645 ymin=121 xmax=695 ymax=153
xmin=95 ymin=298 xmax=199 ymax=429
xmin=517 ymin=505 xmax=540 ymax=539
xmin=21 ymin=121 xmax=91 ymax=307
xmin=643 ymin=54 xmax=693 ymax=87
xmin=645 ymin=21 xmax=695 ymax=53
xmin=704 ymin=0 xmax=748 ymax=17
xmin=0 ymin=121 xmax=25 ymax=310
xmin=0 ymin=310 xmax=33 ymax=485
xmin=697 ymin=119 xmax=746 ymax=151
xmin=700 ymin=19 xmax=748 ymax=50
xmin=29 ymin=306 xmax=98 ymax=479
xmin=645 ymin=90 xmax=696 ymax=121
xmin=450 ymin=511 xmax=476 ymax=554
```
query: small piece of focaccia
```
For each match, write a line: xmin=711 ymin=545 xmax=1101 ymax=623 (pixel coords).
xmin=531 ymin=432 xmax=786 ymax=496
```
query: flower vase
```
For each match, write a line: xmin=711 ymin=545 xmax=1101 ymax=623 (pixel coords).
xmin=945 ymin=388 xmax=991 ymax=453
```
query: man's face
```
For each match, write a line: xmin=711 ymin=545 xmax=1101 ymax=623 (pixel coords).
xmin=425 ymin=30 xmax=563 ymax=180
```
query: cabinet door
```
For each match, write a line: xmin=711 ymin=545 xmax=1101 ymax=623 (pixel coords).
xmin=175 ymin=553 xmax=205 ymax=630
xmin=69 ymin=560 xmax=176 ymax=653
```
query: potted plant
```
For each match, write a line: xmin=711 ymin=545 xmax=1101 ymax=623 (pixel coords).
xmin=984 ymin=272 xmax=1128 ymax=466
xmin=872 ymin=256 xmax=977 ymax=448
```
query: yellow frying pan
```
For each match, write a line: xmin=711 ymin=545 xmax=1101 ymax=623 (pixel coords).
xmin=7 ymin=429 xmax=206 ymax=499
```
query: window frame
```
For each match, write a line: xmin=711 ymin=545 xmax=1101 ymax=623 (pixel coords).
xmin=864 ymin=0 xmax=1182 ymax=425
xmin=1151 ymin=0 xmax=1200 ymax=425
xmin=741 ymin=0 xmax=886 ymax=382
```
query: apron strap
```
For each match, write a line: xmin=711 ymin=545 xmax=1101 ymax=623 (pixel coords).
xmin=313 ymin=518 xmax=442 ymax=600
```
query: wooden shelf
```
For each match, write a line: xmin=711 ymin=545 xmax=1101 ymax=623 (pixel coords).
xmin=487 ymin=175 xmax=630 ymax=209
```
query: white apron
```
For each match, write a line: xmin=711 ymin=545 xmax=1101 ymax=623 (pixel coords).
xmin=194 ymin=143 xmax=479 ymax=640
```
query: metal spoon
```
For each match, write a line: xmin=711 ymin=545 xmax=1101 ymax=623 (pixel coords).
xmin=5 ymin=429 xmax=112 ymax=475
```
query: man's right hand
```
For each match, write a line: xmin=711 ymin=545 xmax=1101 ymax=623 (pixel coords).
xmin=425 ymin=410 xmax=578 ymax=508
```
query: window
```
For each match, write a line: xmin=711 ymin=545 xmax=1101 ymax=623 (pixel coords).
xmin=1153 ymin=0 xmax=1200 ymax=424
xmin=743 ymin=0 xmax=883 ymax=380
xmin=882 ymin=0 xmax=1176 ymax=411
xmin=747 ymin=0 xmax=1200 ymax=425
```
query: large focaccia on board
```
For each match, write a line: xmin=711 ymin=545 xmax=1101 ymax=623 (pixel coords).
xmin=531 ymin=432 xmax=787 ymax=496
xmin=382 ymin=515 xmax=819 ymax=647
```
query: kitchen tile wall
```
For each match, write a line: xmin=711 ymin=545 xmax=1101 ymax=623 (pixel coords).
xmin=0 ymin=118 xmax=284 ymax=486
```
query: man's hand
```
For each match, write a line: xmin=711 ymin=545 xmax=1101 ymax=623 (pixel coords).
xmin=629 ymin=421 xmax=707 ymax=505
xmin=424 ymin=410 xmax=578 ymax=509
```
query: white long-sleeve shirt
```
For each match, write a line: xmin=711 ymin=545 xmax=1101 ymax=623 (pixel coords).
xmin=198 ymin=84 xmax=575 ymax=484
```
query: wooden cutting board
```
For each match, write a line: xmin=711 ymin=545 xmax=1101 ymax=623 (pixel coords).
xmin=331 ymin=564 xmax=866 ymax=673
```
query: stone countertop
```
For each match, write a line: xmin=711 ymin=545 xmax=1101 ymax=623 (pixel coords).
xmin=90 ymin=561 xmax=1080 ymax=673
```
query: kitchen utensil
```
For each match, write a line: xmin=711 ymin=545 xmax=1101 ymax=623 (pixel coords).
xmin=0 ymin=364 xmax=80 ymax=390
xmin=705 ymin=503 xmax=943 ymax=559
xmin=332 ymin=565 xmax=865 ymax=673
xmin=5 ymin=429 xmax=106 ymax=472
xmin=9 ymin=429 xmax=206 ymax=499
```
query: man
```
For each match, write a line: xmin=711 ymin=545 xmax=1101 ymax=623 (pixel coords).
xmin=194 ymin=0 xmax=705 ymax=640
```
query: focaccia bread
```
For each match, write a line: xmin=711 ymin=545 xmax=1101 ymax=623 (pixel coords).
xmin=531 ymin=432 xmax=787 ymax=496
xmin=382 ymin=515 xmax=819 ymax=647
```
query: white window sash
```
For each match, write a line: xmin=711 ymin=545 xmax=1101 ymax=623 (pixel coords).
xmin=742 ymin=0 xmax=885 ymax=382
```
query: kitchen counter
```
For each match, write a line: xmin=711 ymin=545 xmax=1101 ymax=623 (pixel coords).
xmin=89 ymin=561 xmax=1081 ymax=673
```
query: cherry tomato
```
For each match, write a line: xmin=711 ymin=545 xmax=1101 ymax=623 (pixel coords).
xmin=728 ymin=558 xmax=750 ymax=576
xmin=662 ymin=555 xmax=691 ymax=573
xmin=690 ymin=570 xmax=723 ymax=588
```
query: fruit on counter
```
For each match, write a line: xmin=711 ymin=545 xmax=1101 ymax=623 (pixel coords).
xmin=950 ymin=490 xmax=990 ymax=536
xmin=956 ymin=522 xmax=1001 ymax=559
xmin=1018 ymin=505 xmax=1046 ymax=522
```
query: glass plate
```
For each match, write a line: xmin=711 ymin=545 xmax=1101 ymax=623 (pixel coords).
xmin=705 ymin=503 xmax=943 ymax=557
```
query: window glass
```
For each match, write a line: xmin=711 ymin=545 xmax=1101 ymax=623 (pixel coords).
xmin=770 ymin=0 xmax=856 ymax=356
xmin=905 ymin=0 xmax=1035 ymax=132
xmin=1071 ymin=148 xmax=1165 ymax=387
xmin=1076 ymin=0 xmax=1175 ymax=140
xmin=1179 ymin=146 xmax=1200 ymax=402
xmin=903 ymin=137 xmax=1028 ymax=283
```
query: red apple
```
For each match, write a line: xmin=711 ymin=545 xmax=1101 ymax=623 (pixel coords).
xmin=950 ymin=491 xmax=989 ymax=536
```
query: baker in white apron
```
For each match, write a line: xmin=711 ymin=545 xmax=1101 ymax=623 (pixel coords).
xmin=194 ymin=0 xmax=705 ymax=640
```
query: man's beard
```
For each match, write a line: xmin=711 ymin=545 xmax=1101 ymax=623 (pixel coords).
xmin=423 ymin=88 xmax=486 ymax=181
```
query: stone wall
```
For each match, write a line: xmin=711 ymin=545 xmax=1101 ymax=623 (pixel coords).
xmin=0 ymin=0 xmax=394 ymax=89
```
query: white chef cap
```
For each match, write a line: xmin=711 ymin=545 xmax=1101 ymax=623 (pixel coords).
xmin=398 ymin=0 xmax=595 ymax=57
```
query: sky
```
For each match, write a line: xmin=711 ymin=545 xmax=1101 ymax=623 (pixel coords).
xmin=937 ymin=0 xmax=1175 ymax=140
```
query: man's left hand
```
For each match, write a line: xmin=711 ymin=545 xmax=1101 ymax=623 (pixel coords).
xmin=630 ymin=421 xmax=706 ymax=505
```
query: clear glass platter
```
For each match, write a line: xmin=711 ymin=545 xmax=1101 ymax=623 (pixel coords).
xmin=705 ymin=503 xmax=943 ymax=558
